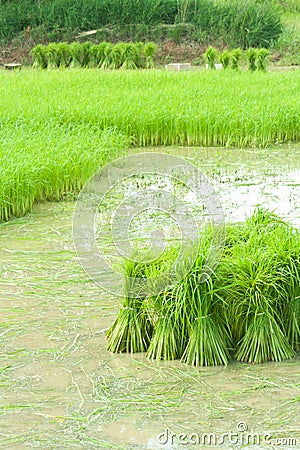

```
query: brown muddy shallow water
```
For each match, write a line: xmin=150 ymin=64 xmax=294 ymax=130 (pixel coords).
xmin=0 ymin=146 xmax=299 ymax=449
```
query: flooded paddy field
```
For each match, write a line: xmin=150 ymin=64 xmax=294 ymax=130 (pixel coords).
xmin=0 ymin=147 xmax=299 ymax=449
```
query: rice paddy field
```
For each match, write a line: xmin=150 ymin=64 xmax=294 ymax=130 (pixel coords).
xmin=0 ymin=68 xmax=300 ymax=448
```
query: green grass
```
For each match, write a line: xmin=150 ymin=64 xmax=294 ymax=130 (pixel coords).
xmin=0 ymin=0 xmax=283 ymax=49
xmin=1 ymin=68 xmax=300 ymax=222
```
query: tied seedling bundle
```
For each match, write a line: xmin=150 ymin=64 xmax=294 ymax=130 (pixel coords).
xmin=107 ymin=208 xmax=300 ymax=366
xmin=30 ymin=41 xmax=157 ymax=70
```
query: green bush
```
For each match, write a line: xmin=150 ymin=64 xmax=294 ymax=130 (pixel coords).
xmin=30 ymin=41 xmax=158 ymax=69
xmin=0 ymin=0 xmax=283 ymax=49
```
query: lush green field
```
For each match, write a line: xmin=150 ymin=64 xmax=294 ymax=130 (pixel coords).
xmin=1 ymin=68 xmax=300 ymax=222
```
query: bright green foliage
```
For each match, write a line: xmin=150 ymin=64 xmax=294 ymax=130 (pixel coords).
xmin=219 ymin=50 xmax=231 ymax=69
xmin=107 ymin=209 xmax=300 ymax=365
xmin=30 ymin=45 xmax=48 ymax=69
xmin=257 ymin=48 xmax=270 ymax=71
xmin=231 ymin=48 xmax=242 ymax=70
xmin=247 ymin=48 xmax=258 ymax=71
xmin=144 ymin=42 xmax=158 ymax=69
xmin=204 ymin=46 xmax=219 ymax=69
xmin=31 ymin=42 xmax=158 ymax=70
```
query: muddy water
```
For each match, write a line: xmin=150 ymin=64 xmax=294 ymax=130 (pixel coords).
xmin=0 ymin=147 xmax=299 ymax=449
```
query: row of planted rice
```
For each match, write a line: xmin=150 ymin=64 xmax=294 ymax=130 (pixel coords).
xmin=0 ymin=69 xmax=300 ymax=222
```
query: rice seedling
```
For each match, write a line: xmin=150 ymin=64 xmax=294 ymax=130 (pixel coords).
xmin=56 ymin=42 xmax=72 ymax=68
xmin=230 ymin=48 xmax=242 ymax=70
xmin=106 ymin=256 xmax=154 ymax=353
xmin=101 ymin=43 xmax=114 ymax=69
xmin=121 ymin=43 xmax=139 ymax=70
xmin=257 ymin=48 xmax=270 ymax=71
xmin=108 ymin=208 xmax=299 ymax=366
xmin=219 ymin=49 xmax=231 ymax=69
xmin=109 ymin=43 xmax=125 ymax=70
xmin=69 ymin=42 xmax=83 ymax=68
xmin=144 ymin=42 xmax=157 ymax=69
xmin=204 ymin=46 xmax=219 ymax=69
xmin=46 ymin=43 xmax=60 ymax=69
xmin=247 ymin=48 xmax=258 ymax=71
xmin=30 ymin=45 xmax=48 ymax=69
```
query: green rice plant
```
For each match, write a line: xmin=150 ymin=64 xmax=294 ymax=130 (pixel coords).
xmin=30 ymin=45 xmax=48 ymax=69
xmin=235 ymin=310 xmax=296 ymax=363
xmin=82 ymin=42 xmax=92 ymax=68
xmin=247 ymin=48 xmax=258 ymax=71
xmin=101 ymin=43 xmax=114 ymax=69
xmin=106 ymin=257 xmax=154 ymax=353
xmin=46 ymin=43 xmax=60 ymax=69
xmin=256 ymin=48 xmax=270 ymax=71
xmin=146 ymin=291 xmax=182 ymax=361
xmin=219 ymin=49 xmax=231 ymax=69
xmin=144 ymin=42 xmax=158 ymax=69
xmin=282 ymin=262 xmax=300 ymax=352
xmin=203 ymin=46 xmax=218 ymax=69
xmin=109 ymin=43 xmax=125 ymax=70
xmin=96 ymin=42 xmax=110 ymax=68
xmin=180 ymin=277 xmax=231 ymax=366
xmin=88 ymin=45 xmax=101 ymax=68
xmin=56 ymin=42 xmax=72 ymax=68
xmin=69 ymin=42 xmax=83 ymax=68
xmin=121 ymin=43 xmax=139 ymax=70
xmin=230 ymin=48 xmax=242 ymax=70
xmin=135 ymin=42 xmax=145 ymax=68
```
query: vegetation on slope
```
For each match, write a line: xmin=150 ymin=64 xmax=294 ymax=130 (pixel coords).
xmin=0 ymin=0 xmax=283 ymax=49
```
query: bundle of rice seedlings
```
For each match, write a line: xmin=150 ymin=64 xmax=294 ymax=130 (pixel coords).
xmin=97 ymin=42 xmax=111 ymax=68
xmin=101 ymin=43 xmax=114 ymax=69
xmin=121 ymin=43 xmax=138 ymax=70
xmin=281 ymin=256 xmax=300 ymax=351
xmin=30 ymin=45 xmax=48 ymax=69
xmin=88 ymin=45 xmax=100 ymax=68
xmin=144 ymin=42 xmax=157 ymax=69
xmin=219 ymin=50 xmax=231 ymax=69
xmin=222 ymin=208 xmax=298 ymax=362
xmin=70 ymin=42 xmax=83 ymax=68
xmin=106 ymin=257 xmax=153 ymax=353
xmin=203 ymin=46 xmax=218 ymax=69
xmin=109 ymin=43 xmax=125 ymax=70
xmin=82 ymin=42 xmax=92 ymax=68
xmin=46 ymin=43 xmax=60 ymax=69
xmin=257 ymin=48 xmax=270 ymax=72
xmin=146 ymin=291 xmax=182 ymax=361
xmin=230 ymin=48 xmax=242 ymax=70
xmin=181 ymin=275 xmax=231 ymax=366
xmin=247 ymin=48 xmax=258 ymax=71
xmin=56 ymin=42 xmax=72 ymax=68
xmin=235 ymin=309 xmax=295 ymax=363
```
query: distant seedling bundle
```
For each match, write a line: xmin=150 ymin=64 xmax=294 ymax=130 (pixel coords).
xmin=30 ymin=41 xmax=157 ymax=70
xmin=107 ymin=209 xmax=300 ymax=366
xmin=204 ymin=46 xmax=270 ymax=71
